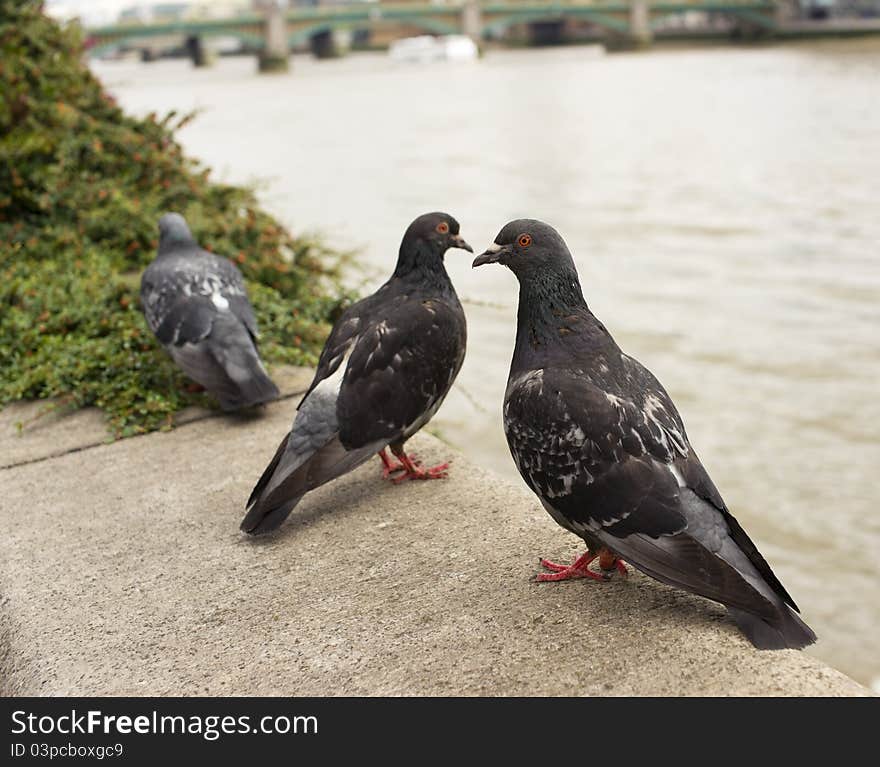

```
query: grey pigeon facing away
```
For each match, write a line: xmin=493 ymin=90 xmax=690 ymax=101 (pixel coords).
xmin=473 ymin=219 xmax=816 ymax=650
xmin=241 ymin=212 xmax=471 ymax=535
xmin=140 ymin=213 xmax=280 ymax=411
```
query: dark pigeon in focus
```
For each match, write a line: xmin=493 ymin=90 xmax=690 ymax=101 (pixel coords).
xmin=140 ymin=213 xmax=280 ymax=411
xmin=241 ymin=212 xmax=471 ymax=535
xmin=473 ymin=219 xmax=816 ymax=650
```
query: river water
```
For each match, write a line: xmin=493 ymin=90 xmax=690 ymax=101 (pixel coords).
xmin=94 ymin=41 xmax=880 ymax=689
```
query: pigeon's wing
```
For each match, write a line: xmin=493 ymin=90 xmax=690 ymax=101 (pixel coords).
xmin=140 ymin=261 xmax=175 ymax=339
xmin=586 ymin=490 xmax=815 ymax=648
xmin=141 ymin=254 xmax=278 ymax=409
xmin=504 ymin=368 xmax=772 ymax=609
xmin=676 ymin=454 xmax=799 ymax=611
xmin=588 ymin=504 xmax=780 ymax=620
xmin=141 ymin=253 xmax=256 ymax=347
xmin=296 ymin=301 xmax=367 ymax=407
xmin=606 ymin=356 xmax=798 ymax=612
xmin=211 ymin=254 xmax=259 ymax=341
xmin=504 ymin=367 xmax=688 ymax=539
xmin=335 ymin=296 xmax=466 ymax=448
xmin=167 ymin=314 xmax=278 ymax=410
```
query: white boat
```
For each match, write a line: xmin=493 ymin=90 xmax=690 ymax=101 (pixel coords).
xmin=388 ymin=35 xmax=478 ymax=64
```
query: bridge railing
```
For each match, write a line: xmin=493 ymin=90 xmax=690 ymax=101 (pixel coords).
xmin=86 ymin=1 xmax=783 ymax=59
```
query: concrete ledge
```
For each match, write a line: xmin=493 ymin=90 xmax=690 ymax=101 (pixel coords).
xmin=0 ymin=387 xmax=869 ymax=696
xmin=0 ymin=365 xmax=313 ymax=469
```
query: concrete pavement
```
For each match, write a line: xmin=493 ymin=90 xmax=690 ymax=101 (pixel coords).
xmin=0 ymin=367 xmax=869 ymax=696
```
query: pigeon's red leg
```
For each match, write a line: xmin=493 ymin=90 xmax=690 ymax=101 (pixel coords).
xmin=184 ymin=382 xmax=205 ymax=393
xmin=378 ymin=448 xmax=407 ymax=480
xmin=598 ymin=547 xmax=628 ymax=578
xmin=537 ymin=551 xmax=604 ymax=582
xmin=389 ymin=445 xmax=449 ymax=482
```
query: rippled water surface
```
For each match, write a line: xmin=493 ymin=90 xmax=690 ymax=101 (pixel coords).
xmin=96 ymin=41 xmax=880 ymax=688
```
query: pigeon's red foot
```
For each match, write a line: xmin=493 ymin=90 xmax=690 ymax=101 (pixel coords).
xmin=382 ymin=463 xmax=407 ymax=480
xmin=378 ymin=449 xmax=407 ymax=480
xmin=184 ymin=382 xmax=206 ymax=393
xmin=388 ymin=447 xmax=450 ymax=483
xmin=536 ymin=551 xmax=605 ymax=582
xmin=599 ymin=547 xmax=628 ymax=577
xmin=392 ymin=459 xmax=451 ymax=483
xmin=537 ymin=549 xmax=627 ymax=582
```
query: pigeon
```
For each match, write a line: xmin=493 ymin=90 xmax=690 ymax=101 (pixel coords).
xmin=473 ymin=219 xmax=816 ymax=650
xmin=241 ymin=212 xmax=471 ymax=535
xmin=140 ymin=213 xmax=280 ymax=411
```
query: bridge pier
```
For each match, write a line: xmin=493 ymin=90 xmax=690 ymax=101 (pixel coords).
xmin=184 ymin=35 xmax=215 ymax=67
xmin=462 ymin=1 xmax=483 ymax=51
xmin=258 ymin=2 xmax=289 ymax=74
xmin=628 ymin=0 xmax=653 ymax=48
xmin=309 ymin=29 xmax=350 ymax=59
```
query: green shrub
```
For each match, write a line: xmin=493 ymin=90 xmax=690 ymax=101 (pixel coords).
xmin=0 ymin=1 xmax=352 ymax=437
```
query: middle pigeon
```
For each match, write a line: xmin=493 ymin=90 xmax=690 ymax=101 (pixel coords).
xmin=241 ymin=212 xmax=472 ymax=535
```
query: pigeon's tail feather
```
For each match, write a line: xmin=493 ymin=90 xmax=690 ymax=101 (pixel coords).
xmin=593 ymin=523 xmax=817 ymax=651
xmin=247 ymin=432 xmax=289 ymax=509
xmin=241 ymin=435 xmax=381 ymax=535
xmin=728 ymin=605 xmax=817 ymax=650
xmin=241 ymin=495 xmax=304 ymax=535
xmin=218 ymin=362 xmax=279 ymax=411
xmin=168 ymin=317 xmax=279 ymax=412
xmin=241 ymin=429 xmax=310 ymax=534
xmin=209 ymin=317 xmax=279 ymax=410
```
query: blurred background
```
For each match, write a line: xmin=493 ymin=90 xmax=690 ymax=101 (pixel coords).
xmin=53 ymin=0 xmax=879 ymax=688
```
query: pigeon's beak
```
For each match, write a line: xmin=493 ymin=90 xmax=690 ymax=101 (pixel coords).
xmin=449 ymin=233 xmax=473 ymax=253
xmin=472 ymin=242 xmax=506 ymax=268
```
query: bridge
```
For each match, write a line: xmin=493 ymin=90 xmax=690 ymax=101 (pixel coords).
xmin=86 ymin=1 xmax=785 ymax=71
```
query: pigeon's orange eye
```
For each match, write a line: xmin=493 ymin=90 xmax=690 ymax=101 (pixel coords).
xmin=518 ymin=234 xmax=532 ymax=248
xmin=436 ymin=222 xmax=449 ymax=234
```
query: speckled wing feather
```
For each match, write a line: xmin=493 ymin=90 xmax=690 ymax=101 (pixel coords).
xmin=504 ymin=366 xmax=688 ymax=539
xmin=336 ymin=294 xmax=466 ymax=449
xmin=141 ymin=251 xmax=257 ymax=346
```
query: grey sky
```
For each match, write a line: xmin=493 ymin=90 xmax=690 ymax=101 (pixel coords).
xmin=47 ymin=1 xmax=141 ymax=25
xmin=46 ymin=1 xmax=244 ymax=26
